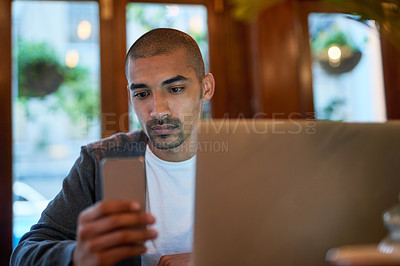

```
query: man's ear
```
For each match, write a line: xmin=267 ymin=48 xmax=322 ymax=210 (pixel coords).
xmin=201 ymin=73 xmax=215 ymax=102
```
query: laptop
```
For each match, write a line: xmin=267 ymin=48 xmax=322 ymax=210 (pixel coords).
xmin=193 ymin=119 xmax=400 ymax=266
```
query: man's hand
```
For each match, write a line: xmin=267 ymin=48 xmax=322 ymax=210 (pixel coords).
xmin=158 ymin=253 xmax=191 ymax=266
xmin=73 ymin=200 xmax=157 ymax=266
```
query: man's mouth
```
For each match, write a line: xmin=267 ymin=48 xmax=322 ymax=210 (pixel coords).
xmin=150 ymin=125 xmax=178 ymax=135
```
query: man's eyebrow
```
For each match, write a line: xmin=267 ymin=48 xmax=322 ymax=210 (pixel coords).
xmin=130 ymin=83 xmax=148 ymax=91
xmin=130 ymin=75 xmax=188 ymax=90
xmin=162 ymin=75 xmax=188 ymax=86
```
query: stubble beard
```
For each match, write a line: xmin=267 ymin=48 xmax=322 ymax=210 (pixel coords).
xmin=146 ymin=117 xmax=188 ymax=150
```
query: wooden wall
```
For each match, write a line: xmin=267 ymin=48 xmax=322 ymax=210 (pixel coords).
xmin=382 ymin=39 xmax=400 ymax=119
xmin=208 ymin=2 xmax=254 ymax=118
xmin=250 ymin=0 xmax=312 ymax=118
xmin=208 ymin=0 xmax=313 ymax=119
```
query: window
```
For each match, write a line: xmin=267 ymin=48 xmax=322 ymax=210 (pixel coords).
xmin=308 ymin=13 xmax=386 ymax=122
xmin=12 ymin=1 xmax=100 ymax=247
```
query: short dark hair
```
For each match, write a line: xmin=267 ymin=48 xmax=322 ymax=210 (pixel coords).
xmin=125 ymin=28 xmax=205 ymax=82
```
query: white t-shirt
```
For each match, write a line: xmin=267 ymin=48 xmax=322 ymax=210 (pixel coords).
xmin=141 ymin=145 xmax=196 ymax=266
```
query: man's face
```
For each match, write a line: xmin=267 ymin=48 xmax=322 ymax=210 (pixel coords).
xmin=127 ymin=49 xmax=204 ymax=150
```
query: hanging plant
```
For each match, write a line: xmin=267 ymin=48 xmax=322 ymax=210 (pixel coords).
xmin=16 ymin=40 xmax=99 ymax=127
xmin=17 ymin=41 xmax=65 ymax=98
xmin=311 ymin=25 xmax=363 ymax=75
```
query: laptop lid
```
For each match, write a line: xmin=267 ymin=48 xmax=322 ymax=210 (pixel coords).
xmin=193 ymin=119 xmax=400 ymax=266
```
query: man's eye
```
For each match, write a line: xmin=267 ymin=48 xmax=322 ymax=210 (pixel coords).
xmin=169 ymin=87 xmax=184 ymax=93
xmin=133 ymin=91 xmax=150 ymax=99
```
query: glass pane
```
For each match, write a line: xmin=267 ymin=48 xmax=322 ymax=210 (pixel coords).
xmin=308 ymin=13 xmax=386 ymax=122
xmin=12 ymin=1 xmax=100 ymax=248
xmin=126 ymin=3 xmax=210 ymax=130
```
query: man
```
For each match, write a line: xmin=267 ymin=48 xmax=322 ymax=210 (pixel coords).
xmin=11 ymin=28 xmax=215 ymax=266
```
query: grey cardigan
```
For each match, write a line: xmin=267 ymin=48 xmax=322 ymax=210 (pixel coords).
xmin=10 ymin=130 xmax=148 ymax=266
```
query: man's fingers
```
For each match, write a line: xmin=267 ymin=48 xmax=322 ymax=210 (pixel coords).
xmin=79 ymin=200 xmax=141 ymax=223
xmin=79 ymin=212 xmax=155 ymax=240
xmin=74 ymin=200 xmax=157 ymax=266
xmin=86 ymin=228 xmax=158 ymax=252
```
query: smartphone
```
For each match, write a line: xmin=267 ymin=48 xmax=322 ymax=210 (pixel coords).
xmin=101 ymin=157 xmax=146 ymax=211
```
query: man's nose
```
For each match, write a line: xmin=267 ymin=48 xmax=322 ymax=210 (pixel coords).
xmin=150 ymin=92 xmax=171 ymax=119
